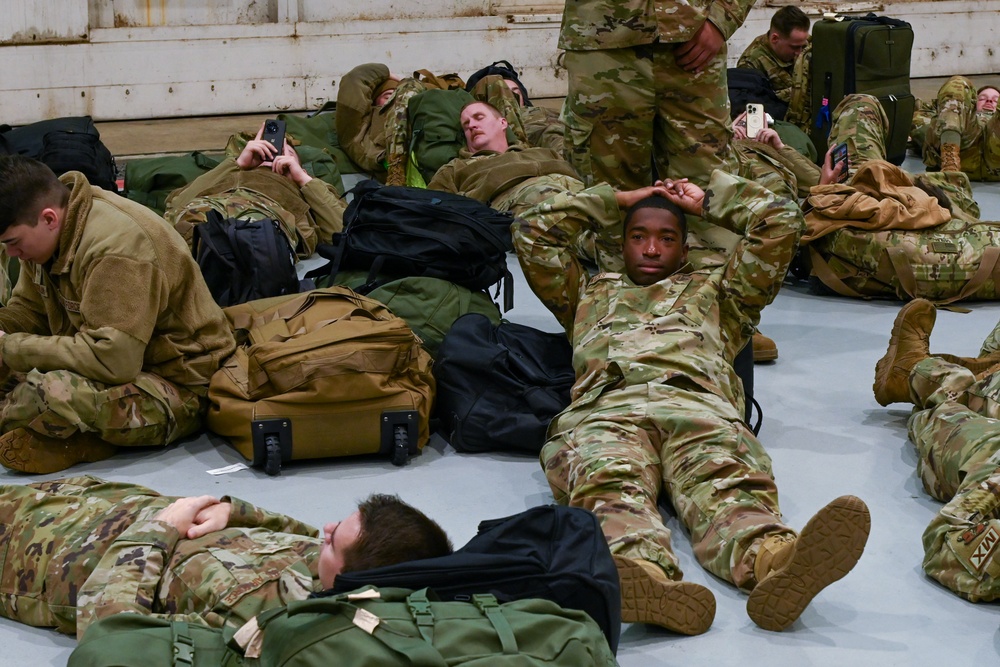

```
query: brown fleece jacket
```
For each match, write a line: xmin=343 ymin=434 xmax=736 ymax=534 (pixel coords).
xmin=0 ymin=172 xmax=236 ymax=392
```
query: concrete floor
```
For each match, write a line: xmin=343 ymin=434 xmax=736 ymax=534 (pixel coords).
xmin=5 ymin=78 xmax=1000 ymax=666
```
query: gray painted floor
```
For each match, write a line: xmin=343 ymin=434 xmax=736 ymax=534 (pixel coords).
xmin=5 ymin=154 xmax=1000 ymax=666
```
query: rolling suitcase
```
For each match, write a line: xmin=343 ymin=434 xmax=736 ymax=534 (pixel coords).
xmin=206 ymin=287 xmax=435 ymax=475
xmin=810 ymin=12 xmax=914 ymax=164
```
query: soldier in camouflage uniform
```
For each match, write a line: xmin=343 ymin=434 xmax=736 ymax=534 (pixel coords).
xmin=164 ymin=122 xmax=348 ymax=258
xmin=874 ymin=299 xmax=1000 ymax=602
xmin=560 ymin=0 xmax=751 ymax=190
xmin=0 ymin=156 xmax=236 ymax=474
xmin=922 ymin=76 xmax=1000 ymax=180
xmin=0 ymin=475 xmax=450 ymax=638
xmin=736 ymin=6 xmax=813 ymax=134
xmin=513 ymin=165 xmax=871 ymax=634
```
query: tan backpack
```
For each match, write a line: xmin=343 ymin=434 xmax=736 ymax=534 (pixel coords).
xmin=206 ymin=287 xmax=435 ymax=474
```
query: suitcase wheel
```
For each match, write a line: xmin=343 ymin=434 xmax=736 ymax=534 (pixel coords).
xmin=391 ymin=425 xmax=409 ymax=467
xmin=264 ymin=434 xmax=282 ymax=476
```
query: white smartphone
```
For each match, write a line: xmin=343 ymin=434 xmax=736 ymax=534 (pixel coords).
xmin=745 ymin=103 xmax=766 ymax=139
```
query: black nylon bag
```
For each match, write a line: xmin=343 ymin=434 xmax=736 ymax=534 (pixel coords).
xmin=328 ymin=504 xmax=622 ymax=653
xmin=193 ymin=211 xmax=303 ymax=308
xmin=39 ymin=130 xmax=119 ymax=193
xmin=728 ymin=67 xmax=788 ymax=121
xmin=433 ymin=313 xmax=574 ymax=454
xmin=0 ymin=115 xmax=99 ymax=157
xmin=319 ymin=180 xmax=515 ymax=309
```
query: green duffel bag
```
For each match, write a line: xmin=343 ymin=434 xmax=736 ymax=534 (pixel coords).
xmin=326 ymin=271 xmax=501 ymax=358
xmin=240 ymin=587 xmax=618 ymax=667
xmin=124 ymin=151 xmax=222 ymax=215
xmin=69 ymin=614 xmax=244 ymax=667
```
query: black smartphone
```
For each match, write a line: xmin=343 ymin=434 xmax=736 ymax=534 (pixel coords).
xmin=261 ymin=119 xmax=286 ymax=157
xmin=831 ymin=142 xmax=849 ymax=182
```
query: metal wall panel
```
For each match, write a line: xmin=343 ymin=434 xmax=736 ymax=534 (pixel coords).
xmin=0 ymin=0 xmax=88 ymax=44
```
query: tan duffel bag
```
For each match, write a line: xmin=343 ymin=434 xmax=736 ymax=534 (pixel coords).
xmin=207 ymin=286 xmax=435 ymax=474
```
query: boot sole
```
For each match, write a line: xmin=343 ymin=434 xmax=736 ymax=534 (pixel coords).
xmin=872 ymin=299 xmax=935 ymax=406
xmin=746 ymin=495 xmax=871 ymax=632
xmin=614 ymin=556 xmax=716 ymax=635
xmin=0 ymin=428 xmax=115 ymax=474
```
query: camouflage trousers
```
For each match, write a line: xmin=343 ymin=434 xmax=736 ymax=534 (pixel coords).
xmin=167 ymin=190 xmax=302 ymax=256
xmin=827 ymin=93 xmax=980 ymax=219
xmin=0 ymin=369 xmax=205 ymax=448
xmin=503 ymin=174 xmax=625 ymax=275
xmin=562 ymin=44 xmax=737 ymax=190
xmin=907 ymin=355 xmax=1000 ymax=601
xmin=0 ymin=475 xmax=167 ymax=633
xmin=910 ymin=97 xmax=937 ymax=152
xmin=923 ymin=76 xmax=1000 ymax=181
xmin=541 ymin=382 xmax=793 ymax=591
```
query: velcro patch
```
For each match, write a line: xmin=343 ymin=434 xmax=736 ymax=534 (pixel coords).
xmin=948 ymin=521 xmax=1000 ymax=579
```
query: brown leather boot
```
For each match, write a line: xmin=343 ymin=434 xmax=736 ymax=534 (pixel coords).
xmin=613 ymin=555 xmax=716 ymax=635
xmin=872 ymin=298 xmax=936 ymax=406
xmin=940 ymin=142 xmax=962 ymax=173
xmin=753 ymin=331 xmax=778 ymax=363
xmin=0 ymin=428 xmax=117 ymax=474
xmin=746 ymin=496 xmax=871 ymax=631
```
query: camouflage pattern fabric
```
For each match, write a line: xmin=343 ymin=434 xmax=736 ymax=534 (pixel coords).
xmin=906 ymin=356 xmax=1000 ymax=601
xmin=0 ymin=368 xmax=204 ymax=447
xmin=736 ymin=33 xmax=812 ymax=132
xmin=0 ymin=475 xmax=321 ymax=638
xmin=561 ymin=45 xmax=737 ymax=190
xmin=826 ymin=93 xmax=889 ymax=179
xmin=910 ymin=97 xmax=937 ymax=152
xmin=383 ymin=78 xmax=431 ymax=185
xmin=469 ymin=75 xmax=529 ymax=147
xmin=169 ymin=189 xmax=300 ymax=255
xmin=924 ymin=75 xmax=1000 ymax=181
xmin=514 ymin=169 xmax=803 ymax=589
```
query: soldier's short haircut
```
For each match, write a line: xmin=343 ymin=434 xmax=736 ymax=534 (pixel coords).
xmin=0 ymin=155 xmax=69 ymax=235
xmin=977 ymin=85 xmax=1000 ymax=98
xmin=340 ymin=493 xmax=453 ymax=574
xmin=769 ymin=6 xmax=810 ymax=37
xmin=460 ymin=100 xmax=503 ymax=118
xmin=623 ymin=196 xmax=687 ymax=241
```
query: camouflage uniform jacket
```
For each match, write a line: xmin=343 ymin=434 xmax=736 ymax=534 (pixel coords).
xmin=164 ymin=157 xmax=346 ymax=257
xmin=514 ymin=169 xmax=802 ymax=408
xmin=0 ymin=173 xmax=236 ymax=392
xmin=336 ymin=63 xmax=393 ymax=174
xmin=427 ymin=144 xmax=578 ymax=206
xmin=73 ymin=493 xmax=321 ymax=638
xmin=736 ymin=33 xmax=812 ymax=131
xmin=559 ymin=0 xmax=755 ymax=50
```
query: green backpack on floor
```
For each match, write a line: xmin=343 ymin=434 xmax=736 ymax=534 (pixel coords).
xmin=245 ymin=587 xmax=618 ymax=667
xmin=124 ymin=151 xmax=222 ymax=215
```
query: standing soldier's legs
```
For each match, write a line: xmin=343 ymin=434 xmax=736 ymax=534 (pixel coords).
xmin=652 ymin=44 xmax=736 ymax=187
xmin=562 ymin=47 xmax=655 ymax=191
xmin=541 ymin=384 xmax=716 ymax=635
xmin=826 ymin=93 xmax=890 ymax=175
xmin=0 ymin=369 xmax=204 ymax=474
xmin=0 ymin=476 xmax=164 ymax=633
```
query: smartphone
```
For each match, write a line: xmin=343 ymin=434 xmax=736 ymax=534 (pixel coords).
xmin=745 ymin=103 xmax=766 ymax=139
xmin=831 ymin=142 xmax=849 ymax=182
xmin=261 ymin=119 xmax=286 ymax=157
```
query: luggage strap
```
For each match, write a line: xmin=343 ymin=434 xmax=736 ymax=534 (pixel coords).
xmin=807 ymin=246 xmax=871 ymax=299
xmin=171 ymin=622 xmax=195 ymax=667
xmin=885 ymin=245 xmax=1000 ymax=305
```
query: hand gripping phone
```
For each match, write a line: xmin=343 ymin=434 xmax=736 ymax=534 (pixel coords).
xmin=745 ymin=103 xmax=766 ymax=139
xmin=831 ymin=142 xmax=849 ymax=182
xmin=261 ymin=119 xmax=286 ymax=157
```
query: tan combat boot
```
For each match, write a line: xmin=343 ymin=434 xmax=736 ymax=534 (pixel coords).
xmin=940 ymin=142 xmax=962 ymax=173
xmin=746 ymin=496 xmax=871 ymax=631
xmin=872 ymin=298 xmax=936 ymax=406
xmin=613 ymin=555 xmax=716 ymax=635
xmin=753 ymin=331 xmax=778 ymax=363
xmin=0 ymin=427 xmax=117 ymax=474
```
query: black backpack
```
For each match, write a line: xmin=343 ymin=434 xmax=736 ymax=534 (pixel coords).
xmin=0 ymin=116 xmax=118 ymax=193
xmin=328 ymin=504 xmax=622 ymax=654
xmin=193 ymin=211 xmax=305 ymax=308
xmin=465 ymin=59 xmax=531 ymax=106
xmin=318 ymin=180 xmax=515 ymax=309
xmin=727 ymin=67 xmax=789 ymax=122
xmin=433 ymin=313 xmax=575 ymax=454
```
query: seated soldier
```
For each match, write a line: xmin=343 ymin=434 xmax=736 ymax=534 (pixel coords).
xmin=921 ymin=77 xmax=1000 ymax=179
xmin=511 ymin=164 xmax=871 ymax=634
xmin=165 ymin=121 xmax=347 ymax=259
xmin=465 ymin=60 xmax=566 ymax=154
xmin=736 ymin=5 xmax=812 ymax=134
xmin=873 ymin=300 xmax=1000 ymax=602
xmin=0 ymin=475 xmax=451 ymax=639
xmin=0 ymin=155 xmax=236 ymax=474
